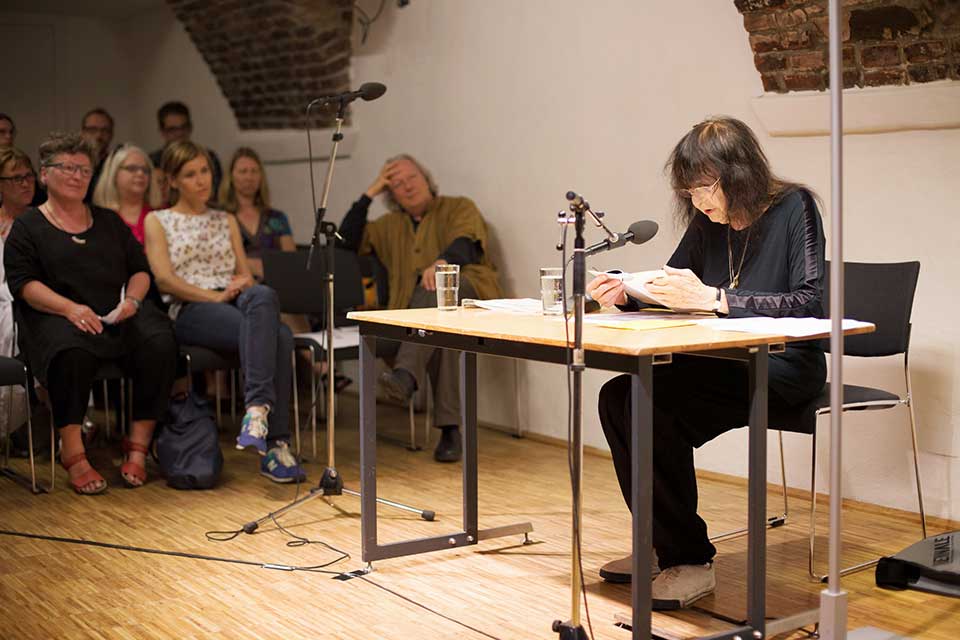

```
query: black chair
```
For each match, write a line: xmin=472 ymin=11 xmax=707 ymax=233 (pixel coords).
xmin=0 ymin=355 xmax=47 ymax=493
xmin=179 ymin=345 xmax=241 ymax=427
xmin=767 ymin=261 xmax=925 ymax=581
xmin=262 ymin=248 xmax=364 ymax=457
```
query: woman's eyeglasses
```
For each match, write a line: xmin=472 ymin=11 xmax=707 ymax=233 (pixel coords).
xmin=120 ymin=165 xmax=151 ymax=176
xmin=679 ymin=177 xmax=721 ymax=200
xmin=44 ymin=162 xmax=93 ymax=179
xmin=0 ymin=172 xmax=36 ymax=186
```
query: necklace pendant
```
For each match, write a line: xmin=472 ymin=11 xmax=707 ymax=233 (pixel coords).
xmin=71 ymin=236 xmax=86 ymax=245
xmin=731 ymin=276 xmax=739 ymax=288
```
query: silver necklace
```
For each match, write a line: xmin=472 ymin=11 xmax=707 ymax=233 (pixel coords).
xmin=44 ymin=203 xmax=91 ymax=245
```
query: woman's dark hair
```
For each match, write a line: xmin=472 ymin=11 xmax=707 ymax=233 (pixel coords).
xmin=38 ymin=131 xmax=96 ymax=167
xmin=666 ymin=116 xmax=811 ymax=229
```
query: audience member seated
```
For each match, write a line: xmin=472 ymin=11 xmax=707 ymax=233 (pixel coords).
xmin=339 ymin=154 xmax=502 ymax=462
xmin=149 ymin=101 xmax=223 ymax=202
xmin=3 ymin=132 xmax=178 ymax=494
xmin=218 ymin=146 xmax=344 ymax=387
xmin=144 ymin=140 xmax=304 ymax=484
xmin=80 ymin=107 xmax=114 ymax=203
xmin=0 ymin=147 xmax=36 ymax=439
xmin=0 ymin=113 xmax=14 ymax=148
xmin=92 ymin=143 xmax=162 ymax=244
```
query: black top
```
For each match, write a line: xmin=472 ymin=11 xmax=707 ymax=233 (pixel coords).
xmin=339 ymin=194 xmax=482 ymax=266
xmin=4 ymin=206 xmax=173 ymax=384
xmin=624 ymin=189 xmax=827 ymax=405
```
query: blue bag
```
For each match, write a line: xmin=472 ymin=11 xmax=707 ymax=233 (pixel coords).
xmin=156 ymin=392 xmax=223 ymax=490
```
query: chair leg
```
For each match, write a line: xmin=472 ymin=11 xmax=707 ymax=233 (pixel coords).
xmin=291 ymin=351 xmax=300 ymax=455
xmin=215 ymin=371 xmax=223 ymax=427
xmin=102 ymin=381 xmax=111 ymax=440
xmin=120 ymin=378 xmax=127 ymax=437
xmin=808 ymin=429 xmax=819 ymax=581
xmin=424 ymin=376 xmax=432 ymax=448
xmin=309 ymin=344 xmax=317 ymax=460
xmin=513 ymin=359 xmax=523 ymax=438
xmin=407 ymin=400 xmax=419 ymax=451
xmin=708 ymin=430 xmax=789 ymax=544
xmin=904 ymin=361 xmax=927 ymax=539
xmin=230 ymin=369 xmax=237 ymax=426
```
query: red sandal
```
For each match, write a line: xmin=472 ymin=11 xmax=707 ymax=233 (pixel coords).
xmin=121 ymin=438 xmax=150 ymax=488
xmin=60 ymin=453 xmax=108 ymax=495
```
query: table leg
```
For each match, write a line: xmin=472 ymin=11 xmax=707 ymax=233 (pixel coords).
xmin=461 ymin=351 xmax=479 ymax=541
xmin=360 ymin=334 xmax=378 ymax=562
xmin=631 ymin=360 xmax=654 ymax=639
xmin=747 ymin=346 xmax=769 ymax=634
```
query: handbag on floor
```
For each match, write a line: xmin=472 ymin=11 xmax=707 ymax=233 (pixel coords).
xmin=155 ymin=391 xmax=223 ymax=490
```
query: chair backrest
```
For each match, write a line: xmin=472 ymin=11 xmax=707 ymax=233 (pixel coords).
xmin=823 ymin=261 xmax=920 ymax=357
xmin=262 ymin=248 xmax=364 ymax=317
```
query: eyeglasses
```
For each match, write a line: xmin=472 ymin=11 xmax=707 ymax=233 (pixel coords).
xmin=679 ymin=177 xmax=721 ymax=200
xmin=0 ymin=172 xmax=35 ymax=186
xmin=45 ymin=162 xmax=94 ymax=179
xmin=82 ymin=126 xmax=113 ymax=135
xmin=162 ymin=123 xmax=191 ymax=135
xmin=120 ymin=164 xmax=151 ymax=176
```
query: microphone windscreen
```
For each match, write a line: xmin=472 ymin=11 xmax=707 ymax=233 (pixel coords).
xmin=627 ymin=220 xmax=658 ymax=245
xmin=359 ymin=82 xmax=387 ymax=101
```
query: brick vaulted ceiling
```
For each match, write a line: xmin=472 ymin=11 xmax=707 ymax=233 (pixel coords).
xmin=167 ymin=0 xmax=354 ymax=129
xmin=736 ymin=0 xmax=960 ymax=92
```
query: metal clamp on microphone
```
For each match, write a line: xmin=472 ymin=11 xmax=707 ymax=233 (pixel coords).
xmin=566 ymin=191 xmax=618 ymax=243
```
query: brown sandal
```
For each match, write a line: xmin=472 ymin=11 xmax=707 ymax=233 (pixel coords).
xmin=121 ymin=438 xmax=149 ymax=488
xmin=60 ymin=453 xmax=108 ymax=495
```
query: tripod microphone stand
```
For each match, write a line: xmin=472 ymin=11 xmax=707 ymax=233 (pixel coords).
xmin=552 ymin=194 xmax=591 ymax=640
xmin=242 ymin=89 xmax=435 ymax=537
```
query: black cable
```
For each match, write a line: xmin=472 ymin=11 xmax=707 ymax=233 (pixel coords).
xmin=358 ymin=575 xmax=503 ymax=640
xmin=0 ymin=528 xmax=340 ymax=574
xmin=355 ymin=0 xmax=387 ymax=44
xmin=559 ymin=226 xmax=595 ymax=640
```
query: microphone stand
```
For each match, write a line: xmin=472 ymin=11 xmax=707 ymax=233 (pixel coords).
xmin=552 ymin=199 xmax=590 ymax=640
xmin=241 ymin=97 xmax=434 ymax=540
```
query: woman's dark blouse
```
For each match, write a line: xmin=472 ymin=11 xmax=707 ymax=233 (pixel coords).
xmin=624 ymin=189 xmax=827 ymax=405
xmin=4 ymin=206 xmax=172 ymax=384
xmin=239 ymin=208 xmax=293 ymax=258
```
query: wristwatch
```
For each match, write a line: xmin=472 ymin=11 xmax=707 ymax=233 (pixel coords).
xmin=125 ymin=296 xmax=142 ymax=310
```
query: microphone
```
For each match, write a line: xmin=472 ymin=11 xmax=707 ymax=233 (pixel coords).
xmin=316 ymin=82 xmax=387 ymax=105
xmin=583 ymin=220 xmax=658 ymax=257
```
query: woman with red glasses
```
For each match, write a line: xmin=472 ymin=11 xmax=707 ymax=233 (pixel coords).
xmin=4 ymin=132 xmax=177 ymax=494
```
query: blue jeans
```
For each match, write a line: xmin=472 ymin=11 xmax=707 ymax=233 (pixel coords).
xmin=175 ymin=285 xmax=293 ymax=444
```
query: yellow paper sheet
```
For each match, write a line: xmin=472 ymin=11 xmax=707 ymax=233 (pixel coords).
xmin=594 ymin=319 xmax=695 ymax=331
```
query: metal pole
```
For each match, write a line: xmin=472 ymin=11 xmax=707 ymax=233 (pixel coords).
xmin=820 ymin=0 xmax=847 ymax=636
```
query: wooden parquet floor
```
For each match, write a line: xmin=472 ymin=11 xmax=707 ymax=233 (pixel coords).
xmin=1 ymin=393 xmax=958 ymax=639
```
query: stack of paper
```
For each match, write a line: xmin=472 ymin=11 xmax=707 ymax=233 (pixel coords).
xmin=695 ymin=317 xmax=874 ymax=337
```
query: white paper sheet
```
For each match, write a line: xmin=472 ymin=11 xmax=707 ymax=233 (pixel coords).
xmin=695 ymin=317 xmax=874 ymax=338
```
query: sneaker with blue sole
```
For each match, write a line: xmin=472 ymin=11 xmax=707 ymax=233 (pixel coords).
xmin=260 ymin=443 xmax=306 ymax=483
xmin=237 ymin=410 xmax=269 ymax=455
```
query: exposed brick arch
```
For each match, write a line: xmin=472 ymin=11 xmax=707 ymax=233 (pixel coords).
xmin=736 ymin=0 xmax=960 ymax=93
xmin=167 ymin=0 xmax=354 ymax=129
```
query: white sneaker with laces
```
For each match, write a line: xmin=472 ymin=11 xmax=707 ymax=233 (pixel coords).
xmin=650 ymin=563 xmax=715 ymax=610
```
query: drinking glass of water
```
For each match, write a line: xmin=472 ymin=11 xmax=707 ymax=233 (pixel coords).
xmin=540 ymin=267 xmax=564 ymax=315
xmin=435 ymin=264 xmax=460 ymax=310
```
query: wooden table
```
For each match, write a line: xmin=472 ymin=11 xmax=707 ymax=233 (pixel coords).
xmin=346 ymin=306 xmax=872 ymax=640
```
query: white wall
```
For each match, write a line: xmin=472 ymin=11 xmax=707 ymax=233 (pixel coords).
xmin=4 ymin=1 xmax=958 ymax=521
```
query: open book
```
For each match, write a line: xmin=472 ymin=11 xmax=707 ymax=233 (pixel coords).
xmin=589 ymin=269 xmax=667 ymax=307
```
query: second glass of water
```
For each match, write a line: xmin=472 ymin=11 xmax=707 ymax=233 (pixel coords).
xmin=540 ymin=267 xmax=563 ymax=315
xmin=435 ymin=263 xmax=460 ymax=310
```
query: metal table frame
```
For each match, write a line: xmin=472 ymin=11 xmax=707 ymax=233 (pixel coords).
xmin=357 ymin=319 xmax=777 ymax=640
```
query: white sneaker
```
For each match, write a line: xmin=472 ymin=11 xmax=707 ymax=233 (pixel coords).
xmin=598 ymin=551 xmax=661 ymax=583
xmin=651 ymin=563 xmax=716 ymax=610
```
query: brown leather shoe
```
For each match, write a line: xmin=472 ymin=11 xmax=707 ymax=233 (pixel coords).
xmin=598 ymin=552 xmax=661 ymax=583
